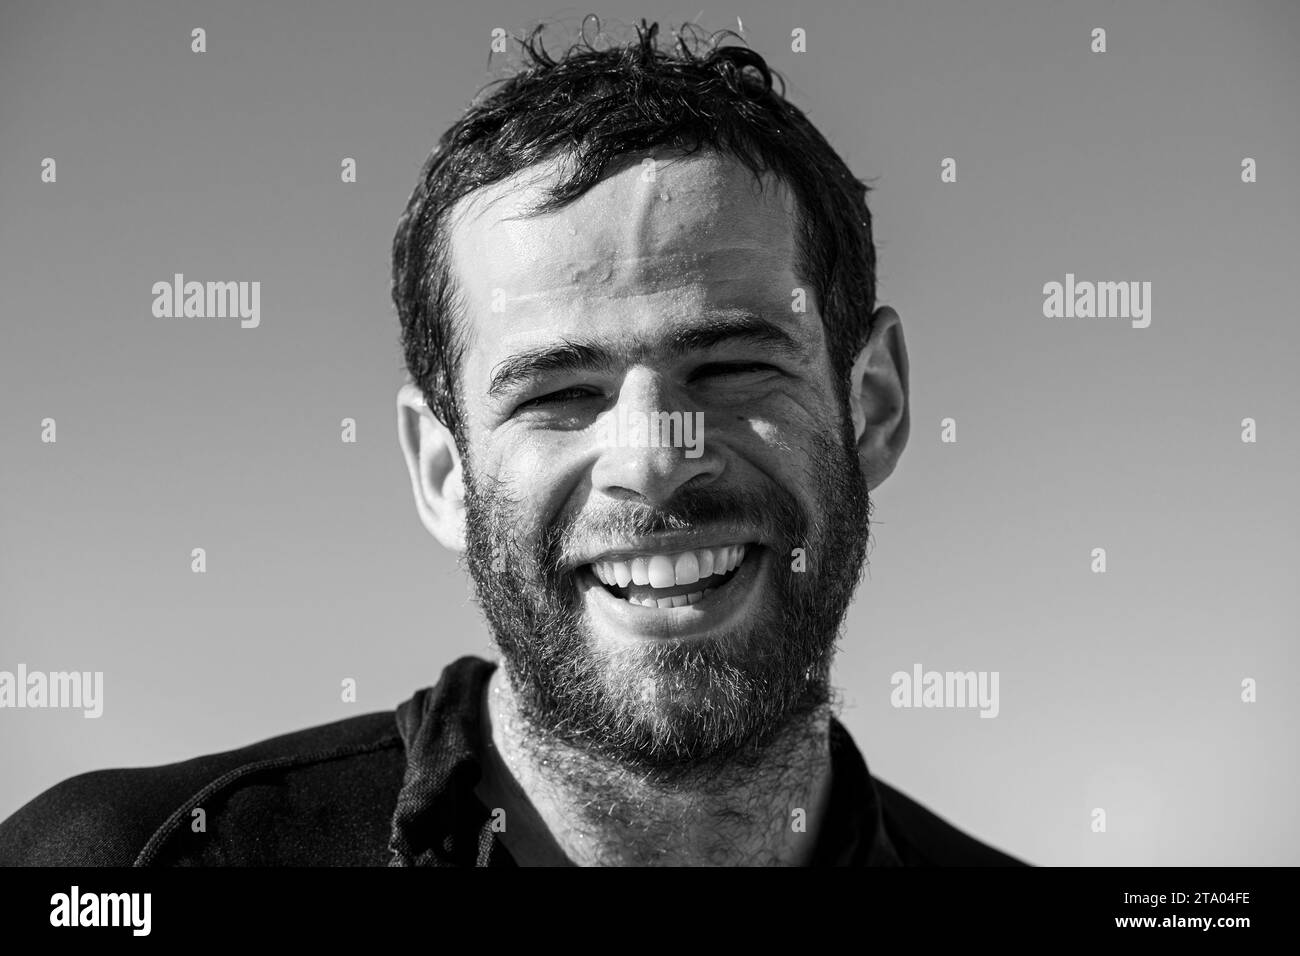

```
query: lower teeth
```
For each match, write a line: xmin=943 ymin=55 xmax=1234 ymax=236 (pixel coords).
xmin=625 ymin=587 xmax=714 ymax=609
xmin=594 ymin=560 xmax=745 ymax=610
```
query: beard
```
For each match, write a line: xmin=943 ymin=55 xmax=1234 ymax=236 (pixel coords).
xmin=462 ymin=420 xmax=871 ymax=776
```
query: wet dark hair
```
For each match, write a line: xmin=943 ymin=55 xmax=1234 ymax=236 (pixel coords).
xmin=391 ymin=17 xmax=877 ymax=443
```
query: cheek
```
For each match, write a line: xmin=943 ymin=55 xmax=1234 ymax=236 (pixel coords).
xmin=726 ymin=385 xmax=836 ymax=457
xmin=475 ymin=431 xmax=584 ymax=530
xmin=729 ymin=409 xmax=841 ymax=509
xmin=740 ymin=419 xmax=806 ymax=498
xmin=740 ymin=417 xmax=789 ymax=460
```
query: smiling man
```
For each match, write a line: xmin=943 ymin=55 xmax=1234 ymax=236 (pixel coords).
xmin=0 ymin=20 xmax=1023 ymax=867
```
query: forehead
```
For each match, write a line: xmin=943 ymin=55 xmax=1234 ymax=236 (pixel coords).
xmin=445 ymin=150 xmax=806 ymax=349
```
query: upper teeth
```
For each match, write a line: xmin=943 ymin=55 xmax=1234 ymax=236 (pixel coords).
xmin=590 ymin=545 xmax=747 ymax=589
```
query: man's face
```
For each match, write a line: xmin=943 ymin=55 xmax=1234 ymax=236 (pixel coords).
xmin=446 ymin=150 xmax=871 ymax=770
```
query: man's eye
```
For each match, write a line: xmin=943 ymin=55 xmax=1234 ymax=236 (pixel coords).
xmin=517 ymin=387 xmax=601 ymax=410
xmin=693 ymin=362 xmax=779 ymax=381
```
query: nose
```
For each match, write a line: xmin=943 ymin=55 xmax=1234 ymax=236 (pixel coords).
xmin=590 ymin=367 xmax=722 ymax=506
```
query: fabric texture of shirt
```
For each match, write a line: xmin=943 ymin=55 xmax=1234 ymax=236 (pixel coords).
xmin=0 ymin=656 xmax=1027 ymax=867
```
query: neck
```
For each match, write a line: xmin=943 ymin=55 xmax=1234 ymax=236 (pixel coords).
xmin=484 ymin=666 xmax=834 ymax=866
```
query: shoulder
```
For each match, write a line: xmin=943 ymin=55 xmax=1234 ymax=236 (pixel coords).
xmin=874 ymin=777 xmax=1030 ymax=866
xmin=0 ymin=710 xmax=405 ymax=867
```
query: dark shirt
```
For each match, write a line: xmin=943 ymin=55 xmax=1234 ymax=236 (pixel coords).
xmin=0 ymin=656 xmax=1027 ymax=866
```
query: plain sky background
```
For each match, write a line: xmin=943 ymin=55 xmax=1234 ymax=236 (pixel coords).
xmin=1 ymin=0 xmax=1297 ymax=865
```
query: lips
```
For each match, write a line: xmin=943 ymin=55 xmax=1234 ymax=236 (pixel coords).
xmin=586 ymin=544 xmax=749 ymax=609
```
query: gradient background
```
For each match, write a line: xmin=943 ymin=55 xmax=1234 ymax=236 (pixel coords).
xmin=1 ymin=0 xmax=1297 ymax=866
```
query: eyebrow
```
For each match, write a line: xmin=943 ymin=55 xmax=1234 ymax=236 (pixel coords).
xmin=486 ymin=313 xmax=805 ymax=399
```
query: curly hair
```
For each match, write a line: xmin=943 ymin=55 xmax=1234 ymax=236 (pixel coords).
xmin=391 ymin=17 xmax=876 ymax=445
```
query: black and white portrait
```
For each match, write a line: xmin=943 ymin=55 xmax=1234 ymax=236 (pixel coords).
xmin=1 ymin=1 xmax=1295 ymax=891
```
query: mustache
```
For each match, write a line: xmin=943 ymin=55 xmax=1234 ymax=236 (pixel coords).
xmin=543 ymin=481 xmax=807 ymax=575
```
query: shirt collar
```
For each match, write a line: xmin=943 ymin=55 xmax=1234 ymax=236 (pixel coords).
xmin=389 ymin=656 xmax=901 ymax=867
xmin=388 ymin=656 xmax=506 ymax=866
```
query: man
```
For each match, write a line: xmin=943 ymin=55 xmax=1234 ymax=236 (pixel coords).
xmin=0 ymin=21 xmax=1024 ymax=866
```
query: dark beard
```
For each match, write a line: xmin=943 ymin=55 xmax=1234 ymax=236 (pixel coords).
xmin=462 ymin=426 xmax=870 ymax=776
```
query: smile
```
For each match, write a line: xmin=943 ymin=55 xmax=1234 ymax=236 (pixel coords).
xmin=576 ymin=540 xmax=765 ymax=640
xmin=588 ymin=544 xmax=749 ymax=608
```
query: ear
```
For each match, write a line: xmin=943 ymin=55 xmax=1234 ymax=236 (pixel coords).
xmin=847 ymin=306 xmax=910 ymax=491
xmin=396 ymin=383 xmax=466 ymax=552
